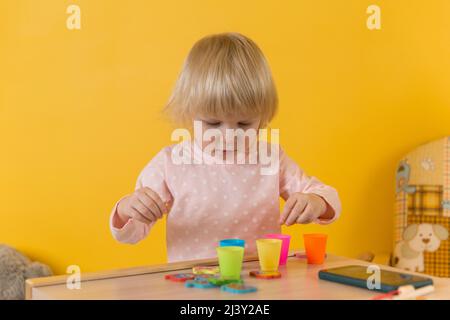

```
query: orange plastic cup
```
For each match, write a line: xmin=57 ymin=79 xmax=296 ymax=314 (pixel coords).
xmin=303 ymin=233 xmax=327 ymax=264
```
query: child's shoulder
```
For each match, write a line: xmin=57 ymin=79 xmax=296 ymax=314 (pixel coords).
xmin=258 ymin=141 xmax=287 ymax=157
xmin=262 ymin=142 xmax=298 ymax=169
xmin=137 ymin=142 xmax=186 ymax=178
xmin=145 ymin=141 xmax=190 ymax=164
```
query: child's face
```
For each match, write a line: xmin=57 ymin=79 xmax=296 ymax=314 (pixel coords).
xmin=194 ymin=114 xmax=261 ymax=152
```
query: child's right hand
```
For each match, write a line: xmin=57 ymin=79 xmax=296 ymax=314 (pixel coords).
xmin=116 ymin=187 xmax=167 ymax=225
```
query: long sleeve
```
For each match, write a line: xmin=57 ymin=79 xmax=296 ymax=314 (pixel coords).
xmin=110 ymin=147 xmax=173 ymax=244
xmin=278 ymin=146 xmax=341 ymax=225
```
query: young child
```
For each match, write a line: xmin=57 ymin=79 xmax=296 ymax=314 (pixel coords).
xmin=110 ymin=32 xmax=341 ymax=262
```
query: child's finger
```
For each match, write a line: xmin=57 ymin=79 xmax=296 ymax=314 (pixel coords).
xmin=129 ymin=206 xmax=154 ymax=224
xmin=131 ymin=201 xmax=157 ymax=222
xmin=285 ymin=200 xmax=308 ymax=226
xmin=279 ymin=196 xmax=297 ymax=224
xmin=143 ymin=187 xmax=166 ymax=215
xmin=296 ymin=203 xmax=315 ymax=224
xmin=137 ymin=192 xmax=163 ymax=219
xmin=284 ymin=201 xmax=301 ymax=226
xmin=149 ymin=198 xmax=164 ymax=219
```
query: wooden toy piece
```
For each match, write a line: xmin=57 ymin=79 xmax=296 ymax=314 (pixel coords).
xmin=185 ymin=278 xmax=216 ymax=289
xmin=221 ymin=283 xmax=257 ymax=294
xmin=192 ymin=266 xmax=220 ymax=275
xmin=164 ymin=273 xmax=195 ymax=282
xmin=194 ymin=274 xmax=216 ymax=280
xmin=249 ymin=270 xmax=282 ymax=279
xmin=208 ymin=277 xmax=243 ymax=286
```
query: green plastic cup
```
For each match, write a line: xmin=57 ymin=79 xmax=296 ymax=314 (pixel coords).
xmin=216 ymin=246 xmax=244 ymax=280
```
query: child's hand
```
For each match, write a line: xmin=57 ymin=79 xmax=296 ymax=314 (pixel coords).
xmin=117 ymin=187 xmax=167 ymax=225
xmin=279 ymin=193 xmax=328 ymax=225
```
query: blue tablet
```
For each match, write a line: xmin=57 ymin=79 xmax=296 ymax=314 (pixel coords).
xmin=318 ymin=265 xmax=433 ymax=293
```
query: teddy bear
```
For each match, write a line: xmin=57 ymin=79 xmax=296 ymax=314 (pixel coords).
xmin=0 ymin=244 xmax=53 ymax=300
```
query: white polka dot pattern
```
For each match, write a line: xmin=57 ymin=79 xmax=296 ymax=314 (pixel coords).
xmin=109 ymin=141 xmax=341 ymax=262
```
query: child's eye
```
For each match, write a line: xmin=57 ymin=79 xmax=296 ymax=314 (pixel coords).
xmin=205 ymin=121 xmax=221 ymax=126
xmin=238 ymin=122 xmax=251 ymax=127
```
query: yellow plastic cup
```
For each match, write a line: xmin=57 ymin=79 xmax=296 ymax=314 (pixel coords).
xmin=216 ymin=246 xmax=244 ymax=280
xmin=256 ymin=238 xmax=282 ymax=273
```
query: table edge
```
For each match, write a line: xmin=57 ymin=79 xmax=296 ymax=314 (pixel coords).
xmin=25 ymin=253 xmax=261 ymax=299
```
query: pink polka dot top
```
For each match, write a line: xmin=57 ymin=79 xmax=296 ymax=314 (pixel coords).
xmin=110 ymin=141 xmax=341 ymax=262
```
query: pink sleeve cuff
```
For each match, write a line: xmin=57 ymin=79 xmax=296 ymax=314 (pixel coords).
xmin=109 ymin=196 xmax=152 ymax=244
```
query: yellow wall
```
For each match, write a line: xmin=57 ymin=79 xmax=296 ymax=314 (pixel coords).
xmin=1 ymin=0 xmax=450 ymax=275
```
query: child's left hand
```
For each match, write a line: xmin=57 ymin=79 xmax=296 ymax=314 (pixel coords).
xmin=279 ymin=193 xmax=330 ymax=225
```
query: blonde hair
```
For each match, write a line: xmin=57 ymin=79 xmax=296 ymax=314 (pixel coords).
xmin=164 ymin=32 xmax=278 ymax=127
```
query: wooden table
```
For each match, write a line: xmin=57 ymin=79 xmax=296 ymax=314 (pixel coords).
xmin=26 ymin=252 xmax=450 ymax=300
